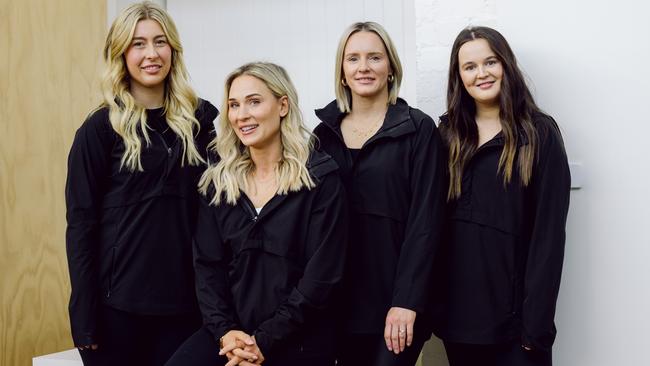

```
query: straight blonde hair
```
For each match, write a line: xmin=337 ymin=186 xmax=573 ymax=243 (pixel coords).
xmin=101 ymin=1 xmax=203 ymax=171
xmin=199 ymin=62 xmax=315 ymax=206
xmin=334 ymin=21 xmax=403 ymax=112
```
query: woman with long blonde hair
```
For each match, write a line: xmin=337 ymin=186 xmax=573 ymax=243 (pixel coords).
xmin=65 ymin=2 xmax=217 ymax=365
xmin=166 ymin=62 xmax=347 ymax=366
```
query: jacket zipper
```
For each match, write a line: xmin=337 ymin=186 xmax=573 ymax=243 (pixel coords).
xmin=241 ymin=195 xmax=259 ymax=222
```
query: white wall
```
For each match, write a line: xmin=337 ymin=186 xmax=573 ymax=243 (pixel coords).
xmin=415 ymin=0 xmax=650 ymax=365
xmin=167 ymin=0 xmax=417 ymax=130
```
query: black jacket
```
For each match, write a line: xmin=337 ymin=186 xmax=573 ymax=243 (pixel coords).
xmin=433 ymin=112 xmax=571 ymax=351
xmin=65 ymin=100 xmax=218 ymax=346
xmin=194 ymin=150 xmax=348 ymax=358
xmin=313 ymin=98 xmax=446 ymax=334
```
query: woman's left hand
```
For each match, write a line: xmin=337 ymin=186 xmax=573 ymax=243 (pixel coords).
xmin=384 ymin=306 xmax=417 ymax=354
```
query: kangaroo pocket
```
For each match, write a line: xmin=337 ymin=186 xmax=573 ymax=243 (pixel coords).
xmin=443 ymin=217 xmax=518 ymax=339
xmin=230 ymin=238 xmax=302 ymax=330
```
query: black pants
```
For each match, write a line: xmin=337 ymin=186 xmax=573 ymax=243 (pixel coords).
xmin=337 ymin=333 xmax=428 ymax=366
xmin=166 ymin=326 xmax=335 ymax=366
xmin=444 ymin=341 xmax=552 ymax=366
xmin=78 ymin=305 xmax=201 ymax=366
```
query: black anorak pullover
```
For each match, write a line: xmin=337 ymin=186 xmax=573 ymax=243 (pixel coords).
xmin=433 ymin=112 xmax=571 ymax=351
xmin=65 ymin=100 xmax=218 ymax=346
xmin=313 ymin=98 xmax=447 ymax=334
xmin=194 ymin=150 xmax=348 ymax=359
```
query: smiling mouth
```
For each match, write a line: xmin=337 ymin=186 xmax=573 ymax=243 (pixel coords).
xmin=356 ymin=77 xmax=375 ymax=83
xmin=142 ymin=65 xmax=161 ymax=71
xmin=240 ymin=125 xmax=258 ymax=134
xmin=477 ymin=81 xmax=495 ymax=89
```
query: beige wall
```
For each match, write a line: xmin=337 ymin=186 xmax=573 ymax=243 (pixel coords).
xmin=0 ymin=0 xmax=106 ymax=365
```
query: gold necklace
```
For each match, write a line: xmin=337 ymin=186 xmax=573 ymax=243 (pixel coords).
xmin=349 ymin=116 xmax=384 ymax=140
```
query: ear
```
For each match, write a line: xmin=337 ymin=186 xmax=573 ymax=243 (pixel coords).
xmin=279 ymin=95 xmax=289 ymax=118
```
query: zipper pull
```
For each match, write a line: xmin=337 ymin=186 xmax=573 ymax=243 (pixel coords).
xmin=252 ymin=215 xmax=258 ymax=222
xmin=167 ymin=147 xmax=172 ymax=157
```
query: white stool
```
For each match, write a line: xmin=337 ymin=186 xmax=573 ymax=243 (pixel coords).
xmin=33 ymin=349 xmax=82 ymax=366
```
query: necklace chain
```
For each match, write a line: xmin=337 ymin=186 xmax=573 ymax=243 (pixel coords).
xmin=349 ymin=116 xmax=384 ymax=140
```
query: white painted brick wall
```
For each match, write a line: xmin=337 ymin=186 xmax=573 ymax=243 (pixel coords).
xmin=414 ymin=0 xmax=497 ymax=120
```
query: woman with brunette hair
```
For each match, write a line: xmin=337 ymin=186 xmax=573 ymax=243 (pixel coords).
xmin=433 ymin=26 xmax=570 ymax=366
xmin=165 ymin=62 xmax=347 ymax=366
xmin=65 ymin=2 xmax=218 ymax=364
xmin=314 ymin=22 xmax=446 ymax=366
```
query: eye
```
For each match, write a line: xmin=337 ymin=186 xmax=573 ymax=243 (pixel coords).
xmin=464 ymin=64 xmax=476 ymax=71
xmin=346 ymin=56 xmax=358 ymax=62
xmin=155 ymin=39 xmax=168 ymax=46
xmin=132 ymin=41 xmax=145 ymax=48
xmin=228 ymin=102 xmax=239 ymax=109
xmin=486 ymin=59 xmax=498 ymax=66
xmin=370 ymin=55 xmax=382 ymax=62
xmin=249 ymin=99 xmax=260 ymax=106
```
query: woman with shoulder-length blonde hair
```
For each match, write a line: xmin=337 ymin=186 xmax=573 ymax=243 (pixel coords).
xmin=65 ymin=2 xmax=218 ymax=365
xmin=313 ymin=22 xmax=446 ymax=366
xmin=166 ymin=62 xmax=348 ymax=366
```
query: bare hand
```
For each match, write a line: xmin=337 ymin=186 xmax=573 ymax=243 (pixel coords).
xmin=384 ymin=307 xmax=416 ymax=354
xmin=219 ymin=330 xmax=257 ymax=366
xmin=77 ymin=344 xmax=98 ymax=351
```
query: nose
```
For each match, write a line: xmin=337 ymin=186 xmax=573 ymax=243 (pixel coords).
xmin=144 ymin=42 xmax=158 ymax=59
xmin=477 ymin=65 xmax=488 ymax=78
xmin=235 ymin=105 xmax=250 ymax=121
xmin=359 ymin=57 xmax=370 ymax=71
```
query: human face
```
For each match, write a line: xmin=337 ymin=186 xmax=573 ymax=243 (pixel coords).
xmin=458 ymin=38 xmax=504 ymax=108
xmin=342 ymin=31 xmax=392 ymax=101
xmin=227 ymin=75 xmax=288 ymax=150
xmin=125 ymin=19 xmax=172 ymax=93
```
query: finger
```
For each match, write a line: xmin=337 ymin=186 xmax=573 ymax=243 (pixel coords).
xmin=91 ymin=344 xmax=98 ymax=350
xmin=398 ymin=324 xmax=406 ymax=352
xmin=232 ymin=348 xmax=258 ymax=361
xmin=239 ymin=362 xmax=256 ymax=366
xmin=219 ymin=341 xmax=241 ymax=355
xmin=406 ymin=320 xmax=414 ymax=347
xmin=225 ymin=355 xmax=242 ymax=366
xmin=391 ymin=323 xmax=400 ymax=354
xmin=383 ymin=322 xmax=393 ymax=351
xmin=234 ymin=333 xmax=255 ymax=346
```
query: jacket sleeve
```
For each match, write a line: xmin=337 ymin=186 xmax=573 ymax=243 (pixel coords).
xmin=521 ymin=117 xmax=571 ymax=350
xmin=390 ymin=114 xmax=447 ymax=314
xmin=194 ymin=194 xmax=240 ymax=342
xmin=253 ymin=174 xmax=348 ymax=354
xmin=65 ymin=113 xmax=113 ymax=346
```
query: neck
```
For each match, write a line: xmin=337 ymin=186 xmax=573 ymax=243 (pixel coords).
xmin=249 ymin=139 xmax=282 ymax=177
xmin=130 ymin=83 xmax=165 ymax=109
xmin=475 ymin=102 xmax=500 ymax=123
xmin=349 ymin=89 xmax=389 ymax=120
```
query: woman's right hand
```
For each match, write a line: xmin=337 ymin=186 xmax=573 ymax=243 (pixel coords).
xmin=219 ymin=330 xmax=259 ymax=365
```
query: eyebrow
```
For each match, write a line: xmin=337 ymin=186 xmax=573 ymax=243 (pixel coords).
xmin=228 ymin=93 xmax=263 ymax=101
xmin=461 ymin=56 xmax=498 ymax=67
xmin=131 ymin=35 xmax=167 ymax=41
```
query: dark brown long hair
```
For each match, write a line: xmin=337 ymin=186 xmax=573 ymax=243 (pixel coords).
xmin=442 ymin=26 xmax=539 ymax=200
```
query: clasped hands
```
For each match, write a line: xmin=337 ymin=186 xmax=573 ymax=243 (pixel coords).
xmin=219 ymin=330 xmax=265 ymax=366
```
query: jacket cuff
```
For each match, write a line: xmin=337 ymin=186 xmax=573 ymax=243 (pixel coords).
xmin=253 ymin=329 xmax=273 ymax=357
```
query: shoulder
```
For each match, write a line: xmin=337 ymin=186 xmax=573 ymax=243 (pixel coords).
xmin=76 ymin=106 xmax=115 ymax=141
xmin=307 ymin=149 xmax=340 ymax=183
xmin=531 ymin=111 xmax=564 ymax=145
xmin=195 ymin=98 xmax=219 ymax=128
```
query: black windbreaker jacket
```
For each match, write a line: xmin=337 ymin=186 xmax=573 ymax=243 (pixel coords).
xmin=194 ymin=150 xmax=348 ymax=358
xmin=65 ymin=100 xmax=218 ymax=346
xmin=313 ymin=98 xmax=446 ymax=334
xmin=433 ymin=112 xmax=571 ymax=351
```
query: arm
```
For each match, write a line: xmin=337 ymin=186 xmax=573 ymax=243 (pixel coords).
xmin=193 ymin=194 xmax=240 ymax=342
xmin=521 ymin=118 xmax=571 ymax=351
xmin=253 ymin=174 xmax=348 ymax=355
xmin=391 ymin=115 xmax=446 ymax=311
xmin=65 ymin=113 xmax=112 ymax=346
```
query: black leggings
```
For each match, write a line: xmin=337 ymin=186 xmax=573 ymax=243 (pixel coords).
xmin=78 ymin=305 xmax=201 ymax=366
xmin=336 ymin=333 xmax=429 ymax=366
xmin=165 ymin=326 xmax=335 ymax=366
xmin=444 ymin=341 xmax=552 ymax=366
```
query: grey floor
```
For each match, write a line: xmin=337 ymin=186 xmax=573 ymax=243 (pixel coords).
xmin=420 ymin=336 xmax=449 ymax=366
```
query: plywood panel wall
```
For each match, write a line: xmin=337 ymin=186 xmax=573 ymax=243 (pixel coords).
xmin=0 ymin=0 xmax=106 ymax=365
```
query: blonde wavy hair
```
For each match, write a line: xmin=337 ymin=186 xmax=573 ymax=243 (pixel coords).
xmin=199 ymin=62 xmax=315 ymax=205
xmin=334 ymin=21 xmax=403 ymax=113
xmin=101 ymin=1 xmax=203 ymax=171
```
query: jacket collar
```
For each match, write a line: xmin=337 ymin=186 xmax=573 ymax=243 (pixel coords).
xmin=315 ymin=97 xmax=414 ymax=140
xmin=439 ymin=113 xmax=530 ymax=149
